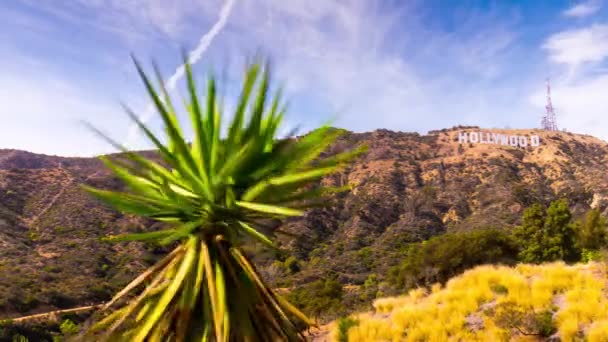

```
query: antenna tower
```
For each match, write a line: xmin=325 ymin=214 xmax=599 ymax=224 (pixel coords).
xmin=541 ymin=79 xmax=558 ymax=131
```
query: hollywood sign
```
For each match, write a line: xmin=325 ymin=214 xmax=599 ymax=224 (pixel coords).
xmin=458 ymin=131 xmax=541 ymax=148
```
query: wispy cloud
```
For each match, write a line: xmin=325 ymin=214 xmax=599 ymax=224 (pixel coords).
xmin=0 ymin=58 xmax=123 ymax=156
xmin=1 ymin=0 xmax=539 ymax=156
xmin=543 ymin=24 xmax=608 ymax=66
xmin=219 ymin=0 xmax=521 ymax=132
xmin=532 ymin=21 xmax=608 ymax=140
xmin=563 ymin=1 xmax=601 ymax=18
xmin=124 ymin=0 xmax=236 ymax=148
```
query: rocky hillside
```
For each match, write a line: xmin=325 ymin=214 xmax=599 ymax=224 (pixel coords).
xmin=1 ymin=126 xmax=607 ymax=320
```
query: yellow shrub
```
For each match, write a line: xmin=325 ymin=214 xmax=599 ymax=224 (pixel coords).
xmin=347 ymin=318 xmax=394 ymax=342
xmin=530 ymin=278 xmax=556 ymax=309
xmin=587 ymin=320 xmax=608 ymax=342
xmin=332 ymin=262 xmax=608 ymax=341
xmin=558 ymin=317 xmax=579 ymax=341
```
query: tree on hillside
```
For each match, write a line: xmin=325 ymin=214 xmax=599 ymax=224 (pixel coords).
xmin=287 ymin=279 xmax=344 ymax=322
xmin=388 ymin=229 xmax=519 ymax=290
xmin=80 ymin=57 xmax=362 ymax=341
xmin=513 ymin=203 xmax=545 ymax=263
xmin=514 ymin=199 xmax=579 ymax=263
xmin=574 ymin=208 xmax=607 ymax=250
xmin=543 ymin=199 xmax=578 ymax=261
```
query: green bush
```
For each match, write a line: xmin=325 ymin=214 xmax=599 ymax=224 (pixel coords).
xmin=43 ymin=265 xmax=61 ymax=273
xmin=27 ymin=232 xmax=39 ymax=241
xmin=12 ymin=334 xmax=28 ymax=342
xmin=363 ymin=274 xmax=377 ymax=289
xmin=356 ymin=247 xmax=374 ymax=269
xmin=336 ymin=317 xmax=359 ymax=342
xmin=59 ymin=319 xmax=79 ymax=336
xmin=581 ymin=248 xmax=602 ymax=262
xmin=287 ymin=279 xmax=344 ymax=320
xmin=54 ymin=226 xmax=68 ymax=234
xmin=514 ymin=199 xmax=580 ymax=263
xmin=388 ymin=229 xmax=518 ymax=289
xmin=89 ymin=283 xmax=114 ymax=302
xmin=535 ymin=310 xmax=557 ymax=337
xmin=492 ymin=302 xmax=556 ymax=337
xmin=490 ymin=283 xmax=508 ymax=295
xmin=47 ymin=291 xmax=77 ymax=308
xmin=574 ymin=208 xmax=607 ymax=250
xmin=283 ymin=256 xmax=300 ymax=273
xmin=10 ymin=293 xmax=40 ymax=313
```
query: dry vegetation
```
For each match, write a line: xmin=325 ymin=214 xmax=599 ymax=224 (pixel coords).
xmin=3 ymin=127 xmax=608 ymax=339
xmin=331 ymin=262 xmax=608 ymax=341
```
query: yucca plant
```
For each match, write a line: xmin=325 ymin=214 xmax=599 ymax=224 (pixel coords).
xmin=80 ymin=57 xmax=362 ymax=341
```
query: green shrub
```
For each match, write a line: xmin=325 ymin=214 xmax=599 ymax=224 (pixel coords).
xmin=89 ymin=283 xmax=113 ymax=302
xmin=356 ymin=247 xmax=374 ymax=269
xmin=10 ymin=293 xmax=40 ymax=312
xmin=283 ymin=256 xmax=300 ymax=273
xmin=358 ymin=274 xmax=379 ymax=301
xmin=336 ymin=317 xmax=359 ymax=342
xmin=54 ymin=226 xmax=68 ymax=234
xmin=43 ymin=265 xmax=61 ymax=273
xmin=388 ymin=229 xmax=518 ymax=289
xmin=493 ymin=302 xmax=556 ymax=337
xmin=335 ymin=242 xmax=344 ymax=254
xmin=59 ymin=319 xmax=79 ymax=336
xmin=581 ymin=248 xmax=602 ymax=263
xmin=574 ymin=208 xmax=607 ymax=250
xmin=287 ymin=279 xmax=344 ymax=320
xmin=490 ymin=283 xmax=508 ymax=295
xmin=12 ymin=334 xmax=28 ymax=342
xmin=363 ymin=274 xmax=377 ymax=289
xmin=535 ymin=310 xmax=557 ymax=337
xmin=514 ymin=199 xmax=580 ymax=263
xmin=27 ymin=231 xmax=39 ymax=241
xmin=47 ymin=290 xmax=77 ymax=308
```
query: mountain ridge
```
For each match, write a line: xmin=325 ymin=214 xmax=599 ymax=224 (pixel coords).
xmin=1 ymin=126 xmax=608 ymax=320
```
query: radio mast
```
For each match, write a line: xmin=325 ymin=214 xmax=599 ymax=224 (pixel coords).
xmin=541 ymin=79 xmax=558 ymax=131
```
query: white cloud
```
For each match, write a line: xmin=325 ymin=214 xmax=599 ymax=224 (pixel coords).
xmin=543 ymin=24 xmax=608 ymax=66
xmin=214 ymin=0 xmax=521 ymax=132
xmin=19 ymin=0 xmax=218 ymax=41
xmin=563 ymin=1 xmax=601 ymax=18
xmin=534 ymin=22 xmax=608 ymax=141
xmin=101 ymin=0 xmax=520 ymax=137
xmin=4 ymin=0 xmax=528 ymax=156
xmin=124 ymin=0 xmax=236 ymax=147
xmin=0 ymin=59 xmax=125 ymax=156
xmin=529 ymin=75 xmax=608 ymax=140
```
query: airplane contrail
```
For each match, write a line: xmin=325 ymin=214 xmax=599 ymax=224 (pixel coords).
xmin=124 ymin=0 xmax=236 ymax=147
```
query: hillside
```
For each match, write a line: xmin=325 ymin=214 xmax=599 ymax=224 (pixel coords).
xmin=328 ymin=262 xmax=608 ymax=341
xmin=1 ymin=126 xmax=608 ymax=321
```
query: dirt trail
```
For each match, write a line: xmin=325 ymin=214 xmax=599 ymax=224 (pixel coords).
xmin=24 ymin=167 xmax=99 ymax=228
xmin=5 ymin=305 xmax=102 ymax=324
xmin=307 ymin=324 xmax=333 ymax=342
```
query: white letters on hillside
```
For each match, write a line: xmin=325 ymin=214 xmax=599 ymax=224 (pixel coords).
xmin=458 ymin=132 xmax=541 ymax=148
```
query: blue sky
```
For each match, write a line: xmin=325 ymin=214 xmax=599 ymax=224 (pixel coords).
xmin=2 ymin=0 xmax=608 ymax=156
